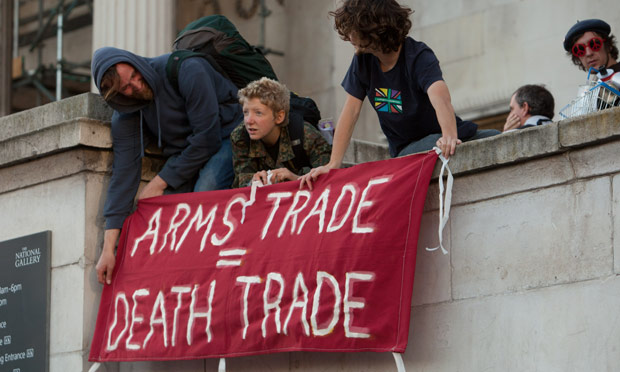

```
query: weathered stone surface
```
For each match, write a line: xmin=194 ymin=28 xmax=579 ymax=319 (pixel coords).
xmin=0 ymin=149 xmax=111 ymax=194
xmin=342 ymin=138 xmax=355 ymax=164
xmin=451 ymin=177 xmax=613 ymax=300
xmin=86 ymin=359 xmax=119 ymax=372
xmin=559 ymin=106 xmax=620 ymax=148
xmin=614 ymin=174 xmax=620 ymax=275
xmin=0 ymin=118 xmax=112 ymax=166
xmin=0 ymin=175 xmax=88 ymax=267
xmin=417 ymin=12 xmax=484 ymax=65
xmin=425 ymin=153 xmax=576 ymax=211
xmin=83 ymin=263 xmax=103 ymax=349
xmin=413 ymin=210 xmax=451 ymax=306
xmin=228 ymin=353 xmax=290 ymax=371
xmin=50 ymin=351 xmax=89 ymax=372
xmin=446 ymin=122 xmax=559 ymax=175
xmin=117 ymin=359 xmax=206 ymax=372
xmin=569 ymin=140 xmax=620 ymax=178
xmin=353 ymin=138 xmax=390 ymax=164
xmin=50 ymin=264 xmax=85 ymax=354
xmin=451 ymin=153 xmax=575 ymax=205
xmin=422 ymin=180 xmax=440 ymax=212
xmin=407 ymin=276 xmax=620 ymax=372
xmin=0 ymin=93 xmax=112 ymax=142
xmin=283 ymin=0 xmax=333 ymax=95
xmin=292 ymin=351 xmax=395 ymax=372
xmin=346 ymin=120 xmax=575 ymax=181
xmin=85 ymin=173 xmax=109 ymax=263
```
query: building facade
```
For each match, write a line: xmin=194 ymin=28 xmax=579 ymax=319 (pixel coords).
xmin=5 ymin=0 xmax=620 ymax=141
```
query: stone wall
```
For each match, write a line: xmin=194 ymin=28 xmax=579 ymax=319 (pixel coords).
xmin=0 ymin=94 xmax=112 ymax=370
xmin=0 ymin=94 xmax=619 ymax=371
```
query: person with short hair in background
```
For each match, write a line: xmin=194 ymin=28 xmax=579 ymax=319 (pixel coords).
xmin=503 ymin=85 xmax=555 ymax=132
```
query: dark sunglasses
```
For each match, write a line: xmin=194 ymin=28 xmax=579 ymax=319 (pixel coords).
xmin=571 ymin=37 xmax=605 ymax=57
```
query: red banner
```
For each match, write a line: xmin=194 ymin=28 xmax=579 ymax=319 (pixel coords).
xmin=89 ymin=151 xmax=438 ymax=362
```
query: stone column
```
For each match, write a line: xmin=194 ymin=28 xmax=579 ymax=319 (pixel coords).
xmin=91 ymin=0 xmax=175 ymax=90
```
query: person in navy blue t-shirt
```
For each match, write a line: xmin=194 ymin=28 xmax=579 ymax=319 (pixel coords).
xmin=300 ymin=0 xmax=499 ymax=190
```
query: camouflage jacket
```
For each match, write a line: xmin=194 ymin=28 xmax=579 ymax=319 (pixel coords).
xmin=231 ymin=122 xmax=331 ymax=188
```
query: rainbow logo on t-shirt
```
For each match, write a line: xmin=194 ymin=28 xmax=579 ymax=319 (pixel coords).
xmin=374 ymin=88 xmax=402 ymax=113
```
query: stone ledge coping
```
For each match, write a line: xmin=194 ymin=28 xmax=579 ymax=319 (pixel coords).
xmin=422 ymin=138 xmax=620 ymax=212
xmin=0 ymin=149 xmax=165 ymax=195
xmin=0 ymin=150 xmax=111 ymax=194
xmin=0 ymin=93 xmax=112 ymax=143
xmin=346 ymin=107 xmax=620 ymax=179
xmin=1 ymin=93 xmax=619 ymax=180
xmin=0 ymin=119 xmax=112 ymax=167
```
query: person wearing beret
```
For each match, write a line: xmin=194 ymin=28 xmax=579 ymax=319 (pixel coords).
xmin=563 ymin=19 xmax=619 ymax=73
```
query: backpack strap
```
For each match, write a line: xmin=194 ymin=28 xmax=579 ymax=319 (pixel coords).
xmin=289 ymin=92 xmax=321 ymax=127
xmin=287 ymin=113 xmax=311 ymax=172
xmin=165 ymin=49 xmax=232 ymax=92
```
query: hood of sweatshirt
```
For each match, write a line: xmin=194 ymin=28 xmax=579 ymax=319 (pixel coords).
xmin=92 ymin=47 xmax=166 ymax=148
xmin=92 ymin=47 xmax=164 ymax=113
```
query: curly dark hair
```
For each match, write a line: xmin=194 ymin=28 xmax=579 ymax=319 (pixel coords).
xmin=514 ymin=85 xmax=555 ymax=119
xmin=329 ymin=0 xmax=413 ymax=54
xmin=566 ymin=32 xmax=619 ymax=71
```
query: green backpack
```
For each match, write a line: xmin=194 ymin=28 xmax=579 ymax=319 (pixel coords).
xmin=166 ymin=15 xmax=324 ymax=171
xmin=167 ymin=15 xmax=321 ymax=126
xmin=166 ymin=15 xmax=278 ymax=90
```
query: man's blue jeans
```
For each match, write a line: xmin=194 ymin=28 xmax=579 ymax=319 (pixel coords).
xmin=193 ymin=138 xmax=234 ymax=191
xmin=397 ymin=129 xmax=500 ymax=157
xmin=165 ymin=138 xmax=234 ymax=194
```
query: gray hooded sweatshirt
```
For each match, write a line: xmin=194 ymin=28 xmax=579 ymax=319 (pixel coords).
xmin=92 ymin=47 xmax=243 ymax=229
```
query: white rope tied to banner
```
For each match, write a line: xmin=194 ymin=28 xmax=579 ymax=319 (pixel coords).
xmin=392 ymin=352 xmax=406 ymax=372
xmin=426 ymin=147 xmax=453 ymax=255
xmin=88 ymin=362 xmax=101 ymax=372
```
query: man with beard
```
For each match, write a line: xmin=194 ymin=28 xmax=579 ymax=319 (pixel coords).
xmin=91 ymin=47 xmax=243 ymax=285
xmin=300 ymin=0 xmax=499 ymax=189
xmin=563 ymin=19 xmax=619 ymax=73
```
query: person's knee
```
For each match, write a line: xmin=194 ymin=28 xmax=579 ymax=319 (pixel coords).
xmin=466 ymin=129 xmax=501 ymax=142
xmin=479 ymin=129 xmax=501 ymax=137
xmin=194 ymin=175 xmax=217 ymax=192
xmin=195 ymin=162 xmax=233 ymax=191
xmin=398 ymin=134 xmax=442 ymax=157
xmin=194 ymin=171 xmax=232 ymax=191
xmin=194 ymin=140 xmax=234 ymax=191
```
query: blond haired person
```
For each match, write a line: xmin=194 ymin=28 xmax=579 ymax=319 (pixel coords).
xmin=231 ymin=78 xmax=331 ymax=187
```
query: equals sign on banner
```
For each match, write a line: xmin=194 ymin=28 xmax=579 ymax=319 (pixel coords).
xmin=216 ymin=248 xmax=247 ymax=268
